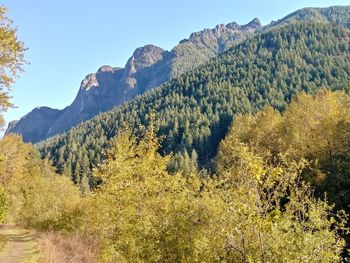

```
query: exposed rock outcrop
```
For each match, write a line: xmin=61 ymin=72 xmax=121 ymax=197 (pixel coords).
xmin=6 ymin=19 xmax=261 ymax=142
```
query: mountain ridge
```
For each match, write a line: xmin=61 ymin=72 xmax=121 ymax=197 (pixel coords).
xmin=38 ymin=21 xmax=350 ymax=186
xmin=6 ymin=6 xmax=350 ymax=143
xmin=6 ymin=18 xmax=261 ymax=142
xmin=265 ymin=5 xmax=350 ymax=30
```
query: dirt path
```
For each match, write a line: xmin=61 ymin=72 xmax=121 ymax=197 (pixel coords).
xmin=0 ymin=225 xmax=38 ymax=263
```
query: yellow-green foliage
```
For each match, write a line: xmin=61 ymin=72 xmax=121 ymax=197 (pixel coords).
xmin=0 ymin=6 xmax=27 ymax=127
xmin=19 ymin=173 xmax=81 ymax=232
xmin=0 ymin=7 xmax=26 ymax=91
xmin=0 ymin=134 xmax=42 ymax=221
xmin=219 ymin=89 xmax=350 ymax=209
xmin=84 ymin=127 xmax=219 ymax=262
xmin=0 ymin=92 xmax=348 ymax=261
xmin=0 ymin=135 xmax=82 ymax=231
xmin=83 ymin=117 xmax=347 ymax=262
xmin=0 ymin=185 xmax=7 ymax=223
xmin=215 ymin=143 xmax=346 ymax=262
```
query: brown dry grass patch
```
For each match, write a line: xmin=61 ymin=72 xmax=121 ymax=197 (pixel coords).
xmin=37 ymin=232 xmax=99 ymax=263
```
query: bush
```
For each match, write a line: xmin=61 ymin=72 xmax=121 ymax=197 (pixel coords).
xmin=0 ymin=185 xmax=7 ymax=223
xmin=19 ymin=174 xmax=82 ymax=232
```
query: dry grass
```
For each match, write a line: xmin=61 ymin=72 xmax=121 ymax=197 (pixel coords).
xmin=37 ymin=232 xmax=99 ymax=263
xmin=0 ymin=234 xmax=7 ymax=252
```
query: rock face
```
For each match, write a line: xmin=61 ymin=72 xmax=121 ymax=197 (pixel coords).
xmin=6 ymin=19 xmax=262 ymax=142
xmin=9 ymin=107 xmax=61 ymax=142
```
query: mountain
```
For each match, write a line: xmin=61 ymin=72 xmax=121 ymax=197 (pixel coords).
xmin=6 ymin=107 xmax=61 ymax=142
xmin=8 ymin=6 xmax=350 ymax=144
xmin=6 ymin=18 xmax=261 ymax=143
xmin=39 ymin=21 xmax=350 ymax=188
xmin=265 ymin=6 xmax=350 ymax=29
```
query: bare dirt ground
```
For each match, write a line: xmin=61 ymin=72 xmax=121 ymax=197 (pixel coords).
xmin=0 ymin=225 xmax=37 ymax=263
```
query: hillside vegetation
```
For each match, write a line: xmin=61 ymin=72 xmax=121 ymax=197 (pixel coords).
xmin=1 ymin=90 xmax=349 ymax=262
xmin=2 ymin=4 xmax=350 ymax=262
xmin=39 ymin=22 xmax=350 ymax=190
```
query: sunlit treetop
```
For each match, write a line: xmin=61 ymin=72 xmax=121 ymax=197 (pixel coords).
xmin=0 ymin=6 xmax=26 ymax=111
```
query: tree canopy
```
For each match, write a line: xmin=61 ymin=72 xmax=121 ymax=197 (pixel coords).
xmin=0 ymin=6 xmax=26 ymax=119
xmin=218 ymin=89 xmax=350 ymax=212
xmin=80 ymin=118 xmax=348 ymax=262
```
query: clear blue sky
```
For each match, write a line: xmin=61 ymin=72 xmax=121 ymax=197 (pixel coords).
xmin=2 ymin=0 xmax=350 ymax=127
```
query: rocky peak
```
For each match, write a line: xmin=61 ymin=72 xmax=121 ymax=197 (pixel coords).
xmin=97 ymin=65 xmax=114 ymax=73
xmin=188 ymin=18 xmax=262 ymax=40
xmin=245 ymin=18 xmax=262 ymax=29
xmin=226 ymin=21 xmax=240 ymax=30
xmin=6 ymin=120 xmax=18 ymax=131
xmin=212 ymin=24 xmax=229 ymax=36
xmin=80 ymin=73 xmax=98 ymax=91
xmin=125 ymin=44 xmax=165 ymax=75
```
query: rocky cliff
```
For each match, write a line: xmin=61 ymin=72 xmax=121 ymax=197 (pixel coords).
xmin=6 ymin=18 xmax=261 ymax=142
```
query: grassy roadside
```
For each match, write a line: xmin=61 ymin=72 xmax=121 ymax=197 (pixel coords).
xmin=36 ymin=232 xmax=98 ymax=263
xmin=0 ymin=225 xmax=98 ymax=263
xmin=0 ymin=225 xmax=38 ymax=263
xmin=0 ymin=234 xmax=7 ymax=252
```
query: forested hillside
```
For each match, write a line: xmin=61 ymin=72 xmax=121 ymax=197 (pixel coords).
xmin=6 ymin=18 xmax=260 ymax=143
xmin=3 ymin=92 xmax=350 ymax=261
xmin=39 ymin=22 xmax=350 ymax=189
xmin=219 ymin=90 xmax=350 ymax=212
